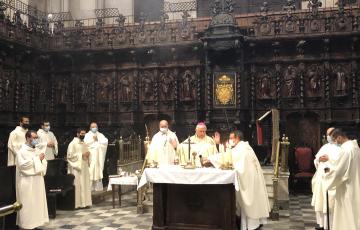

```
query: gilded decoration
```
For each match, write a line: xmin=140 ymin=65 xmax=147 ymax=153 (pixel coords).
xmin=214 ymin=73 xmax=236 ymax=108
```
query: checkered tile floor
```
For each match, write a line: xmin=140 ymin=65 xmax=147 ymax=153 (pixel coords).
xmin=43 ymin=193 xmax=318 ymax=230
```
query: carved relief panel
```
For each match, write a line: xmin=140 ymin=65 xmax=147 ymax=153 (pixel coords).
xmin=0 ymin=69 xmax=14 ymax=111
xmin=141 ymin=70 xmax=155 ymax=101
xmin=282 ymin=65 xmax=298 ymax=97
xmin=256 ymin=68 xmax=275 ymax=99
xmin=332 ymin=64 xmax=348 ymax=97
xmin=96 ymin=72 xmax=113 ymax=103
xmin=179 ymin=70 xmax=196 ymax=102
xmin=305 ymin=64 xmax=322 ymax=98
xmin=118 ymin=72 xmax=133 ymax=103
xmin=159 ymin=70 xmax=175 ymax=101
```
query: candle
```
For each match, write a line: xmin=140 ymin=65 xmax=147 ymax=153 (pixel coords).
xmin=228 ymin=148 xmax=233 ymax=165
xmin=188 ymin=135 xmax=191 ymax=161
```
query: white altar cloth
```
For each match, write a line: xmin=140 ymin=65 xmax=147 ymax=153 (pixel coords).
xmin=107 ymin=176 xmax=138 ymax=191
xmin=137 ymin=165 xmax=239 ymax=191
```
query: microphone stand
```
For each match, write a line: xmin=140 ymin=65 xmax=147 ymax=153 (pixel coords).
xmin=326 ymin=190 xmax=330 ymax=230
xmin=324 ymin=167 xmax=330 ymax=230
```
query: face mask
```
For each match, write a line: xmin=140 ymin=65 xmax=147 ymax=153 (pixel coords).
xmin=91 ymin=128 xmax=98 ymax=133
xmin=21 ymin=124 xmax=29 ymax=129
xmin=160 ymin=128 xmax=168 ymax=134
xmin=31 ymin=139 xmax=39 ymax=147
xmin=326 ymin=135 xmax=333 ymax=144
xmin=43 ymin=126 xmax=50 ymax=132
xmin=229 ymin=139 xmax=235 ymax=147
xmin=79 ymin=135 xmax=85 ymax=140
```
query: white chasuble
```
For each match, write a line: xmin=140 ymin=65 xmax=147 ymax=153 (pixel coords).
xmin=67 ymin=137 xmax=92 ymax=208
xmin=84 ymin=131 xmax=108 ymax=191
xmin=324 ymin=140 xmax=360 ymax=230
xmin=311 ymin=142 xmax=340 ymax=229
xmin=7 ymin=126 xmax=27 ymax=166
xmin=37 ymin=129 xmax=59 ymax=160
xmin=177 ymin=135 xmax=217 ymax=166
xmin=210 ymin=141 xmax=270 ymax=230
xmin=146 ymin=130 xmax=179 ymax=166
xmin=16 ymin=144 xmax=49 ymax=229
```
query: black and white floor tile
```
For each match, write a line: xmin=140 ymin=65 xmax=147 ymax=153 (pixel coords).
xmin=43 ymin=193 xmax=318 ymax=230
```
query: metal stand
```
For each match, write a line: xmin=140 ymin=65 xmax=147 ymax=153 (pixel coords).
xmin=326 ymin=190 xmax=330 ymax=230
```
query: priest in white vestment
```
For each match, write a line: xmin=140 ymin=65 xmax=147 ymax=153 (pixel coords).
xmin=208 ymin=130 xmax=270 ymax=230
xmin=311 ymin=127 xmax=341 ymax=230
xmin=324 ymin=129 xmax=360 ymax=230
xmin=177 ymin=122 xmax=218 ymax=166
xmin=37 ymin=121 xmax=58 ymax=160
xmin=16 ymin=130 xmax=49 ymax=229
xmin=67 ymin=128 xmax=92 ymax=208
xmin=146 ymin=120 xmax=179 ymax=166
xmin=84 ymin=122 xmax=108 ymax=191
xmin=7 ymin=116 xmax=29 ymax=166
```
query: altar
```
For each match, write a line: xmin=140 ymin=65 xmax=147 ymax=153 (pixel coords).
xmin=138 ymin=166 xmax=238 ymax=230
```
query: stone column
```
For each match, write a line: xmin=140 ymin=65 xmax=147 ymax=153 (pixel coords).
xmin=69 ymin=0 xmax=96 ymax=20
xmin=105 ymin=0 xmax=134 ymax=23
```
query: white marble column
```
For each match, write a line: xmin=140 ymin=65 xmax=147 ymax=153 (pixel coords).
xmin=62 ymin=0 xmax=70 ymax=12
xmin=105 ymin=0 xmax=134 ymax=23
xmin=69 ymin=0 xmax=96 ymax=20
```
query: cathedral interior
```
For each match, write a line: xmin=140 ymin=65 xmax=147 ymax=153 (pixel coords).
xmin=0 ymin=0 xmax=360 ymax=228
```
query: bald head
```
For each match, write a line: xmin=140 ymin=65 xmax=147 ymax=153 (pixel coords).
xmin=159 ymin=120 xmax=169 ymax=133
xmin=195 ymin=122 xmax=207 ymax=139
xmin=159 ymin=120 xmax=168 ymax=127
xmin=326 ymin=127 xmax=335 ymax=136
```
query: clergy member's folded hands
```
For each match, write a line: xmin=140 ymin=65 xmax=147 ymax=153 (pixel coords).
xmin=82 ymin=151 xmax=90 ymax=159
xmin=39 ymin=153 xmax=45 ymax=161
xmin=319 ymin=154 xmax=329 ymax=162
xmin=47 ymin=141 xmax=54 ymax=148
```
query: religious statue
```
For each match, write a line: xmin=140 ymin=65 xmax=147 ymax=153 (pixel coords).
xmin=0 ymin=71 xmax=11 ymax=98
xmin=283 ymin=66 xmax=297 ymax=97
xmin=258 ymin=69 xmax=272 ymax=98
xmin=180 ymin=11 xmax=191 ymax=40
xmin=308 ymin=66 xmax=321 ymax=96
xmin=181 ymin=70 xmax=196 ymax=100
xmin=160 ymin=72 xmax=174 ymax=100
xmin=12 ymin=10 xmax=22 ymax=26
xmin=142 ymin=72 xmax=153 ymax=100
xmin=98 ymin=76 xmax=111 ymax=101
xmin=308 ymin=0 xmax=322 ymax=16
xmin=56 ymin=78 xmax=68 ymax=103
xmin=159 ymin=11 xmax=168 ymax=32
xmin=39 ymin=86 xmax=47 ymax=103
xmin=119 ymin=74 xmax=132 ymax=102
xmin=116 ymin=14 xmax=126 ymax=30
xmin=335 ymin=66 xmax=346 ymax=96
xmin=78 ymin=78 xmax=88 ymax=102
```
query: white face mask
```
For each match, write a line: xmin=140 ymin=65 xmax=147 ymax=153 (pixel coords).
xmin=160 ymin=127 xmax=168 ymax=134
xmin=326 ymin=135 xmax=333 ymax=144
xmin=229 ymin=139 xmax=235 ymax=147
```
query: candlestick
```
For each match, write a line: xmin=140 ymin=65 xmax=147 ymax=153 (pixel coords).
xmin=188 ymin=135 xmax=191 ymax=161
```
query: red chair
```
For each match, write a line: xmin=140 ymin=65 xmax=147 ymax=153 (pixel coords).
xmin=293 ymin=147 xmax=315 ymax=192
